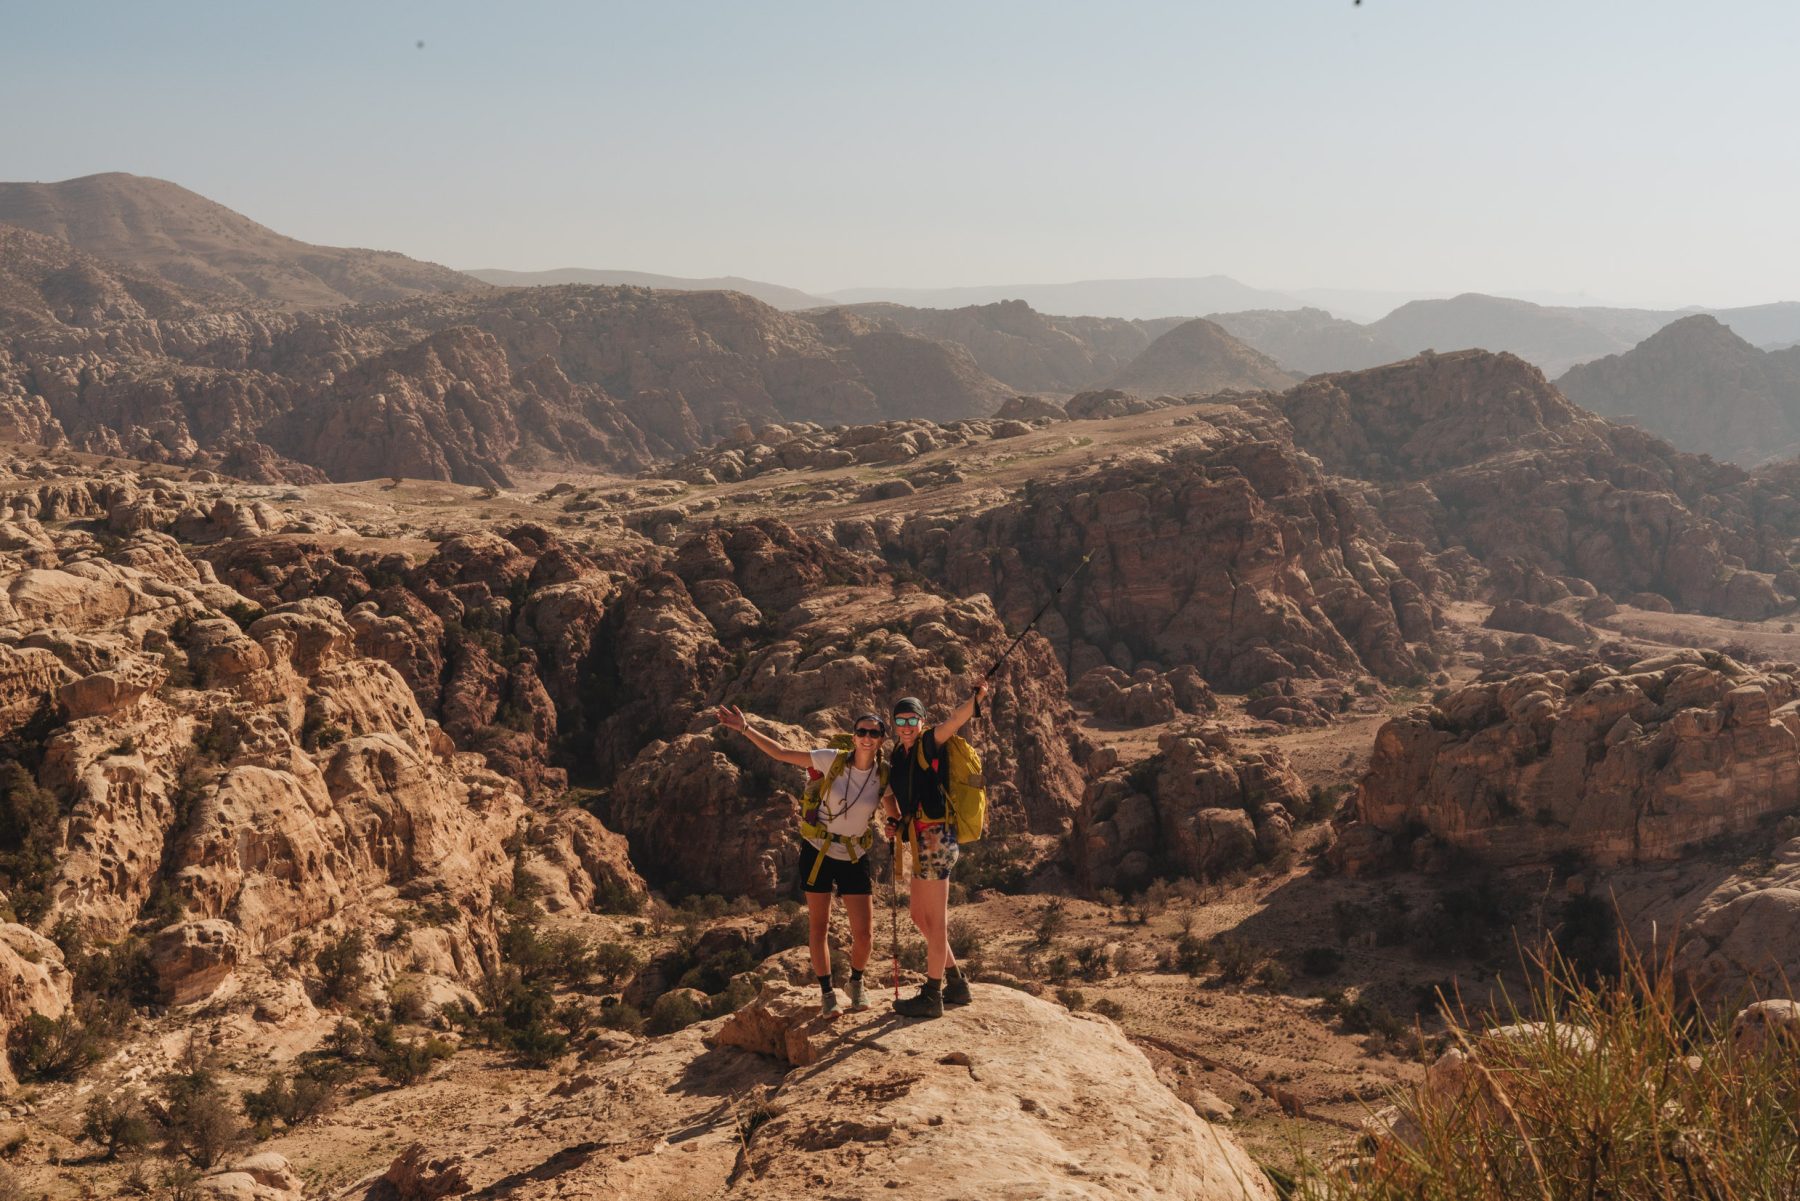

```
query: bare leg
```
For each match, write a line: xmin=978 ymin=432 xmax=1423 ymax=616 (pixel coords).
xmin=844 ymin=894 xmax=873 ymax=971
xmin=912 ymin=878 xmax=951 ymax=979
xmin=806 ymin=890 xmax=833 ymax=978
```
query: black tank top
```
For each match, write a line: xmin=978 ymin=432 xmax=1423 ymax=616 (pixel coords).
xmin=889 ymin=727 xmax=949 ymax=821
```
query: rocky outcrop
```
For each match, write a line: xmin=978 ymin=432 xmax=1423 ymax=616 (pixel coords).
xmin=1556 ymin=315 xmax=1800 ymax=467
xmin=1074 ymin=727 xmax=1308 ymax=893
xmin=1107 ymin=318 xmax=1299 ymax=397
xmin=715 ymin=982 xmax=1276 ymax=1200
xmin=1341 ymin=650 xmax=1800 ymax=872
xmin=887 ymin=402 xmax=1444 ymax=688
xmin=1 ymin=276 xmax=1014 ymax=485
xmin=1278 ymin=351 xmax=1797 ymax=621
xmin=665 ymin=417 xmax=1017 ymax=486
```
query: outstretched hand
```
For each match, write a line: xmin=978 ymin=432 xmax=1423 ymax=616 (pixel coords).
xmin=716 ymin=704 xmax=747 ymax=731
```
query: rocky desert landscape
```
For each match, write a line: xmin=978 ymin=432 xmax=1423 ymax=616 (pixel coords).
xmin=0 ymin=161 xmax=1798 ymax=1201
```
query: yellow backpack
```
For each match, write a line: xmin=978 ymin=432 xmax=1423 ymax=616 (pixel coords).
xmin=917 ymin=732 xmax=987 ymax=844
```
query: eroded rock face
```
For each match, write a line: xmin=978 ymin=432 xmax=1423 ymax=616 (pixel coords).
xmin=889 ymin=403 xmax=1444 ymax=689
xmin=1343 ymin=650 xmax=1800 ymax=872
xmin=1278 ymin=350 xmax=1797 ymax=621
xmin=716 ymin=982 xmax=1277 ymax=1201
xmin=1074 ymin=727 xmax=1308 ymax=893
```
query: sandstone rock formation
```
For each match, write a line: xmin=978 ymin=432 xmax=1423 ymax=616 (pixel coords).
xmin=886 ymin=401 xmax=1444 ymax=688
xmin=1074 ymin=727 xmax=1308 ymax=893
xmin=713 ymin=982 xmax=1277 ymax=1200
xmin=1278 ymin=350 xmax=1797 ymax=620
xmin=1341 ymin=649 xmax=1800 ymax=872
xmin=0 ymin=276 xmax=1013 ymax=484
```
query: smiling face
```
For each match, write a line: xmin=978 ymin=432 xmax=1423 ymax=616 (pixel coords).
xmin=892 ymin=712 xmax=923 ymax=748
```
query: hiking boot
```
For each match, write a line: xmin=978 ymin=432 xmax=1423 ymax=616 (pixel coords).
xmin=942 ymin=972 xmax=972 ymax=1007
xmin=893 ymin=982 xmax=944 ymax=1020
xmin=818 ymin=988 xmax=841 ymax=1018
xmin=847 ymin=976 xmax=868 ymax=1011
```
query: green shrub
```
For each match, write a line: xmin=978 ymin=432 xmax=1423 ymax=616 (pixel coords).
xmin=375 ymin=1035 xmax=455 ymax=1085
xmin=82 ymin=1090 xmax=152 ymax=1159
xmin=645 ymin=991 xmax=704 ymax=1036
xmin=1056 ymin=987 xmax=1086 ymax=1011
xmin=312 ymin=930 xmax=368 ymax=1005
xmin=1213 ymin=937 xmax=1261 ymax=984
xmin=160 ymin=1046 xmax=247 ymax=1168
xmin=598 ymin=1001 xmax=644 ymax=1035
xmin=1173 ymin=933 xmax=1213 ymax=977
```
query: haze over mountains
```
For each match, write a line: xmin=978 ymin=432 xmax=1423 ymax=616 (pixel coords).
xmin=10 ymin=170 xmax=1800 ymax=483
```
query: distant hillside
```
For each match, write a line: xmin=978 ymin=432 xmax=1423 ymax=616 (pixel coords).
xmin=467 ymin=267 xmax=830 ymax=311
xmin=0 ymin=173 xmax=479 ymax=309
xmin=1555 ymin=315 xmax=1800 ymax=466
xmin=1367 ymin=293 xmax=1670 ymax=376
xmin=825 ymin=275 xmax=1302 ymax=320
xmin=0 ymin=281 xmax=1012 ymax=486
xmin=0 ymin=222 xmax=201 ymax=332
xmin=838 ymin=299 xmax=1184 ymax=392
xmin=1106 ymin=318 xmax=1299 ymax=396
xmin=1207 ymin=307 xmax=1406 ymax=375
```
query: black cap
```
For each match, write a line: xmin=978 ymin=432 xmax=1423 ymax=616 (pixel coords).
xmin=852 ymin=712 xmax=886 ymax=732
xmin=891 ymin=696 xmax=925 ymax=717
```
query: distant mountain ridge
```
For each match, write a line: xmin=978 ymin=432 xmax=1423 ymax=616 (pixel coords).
xmin=1555 ymin=315 xmax=1800 ymax=466
xmin=1106 ymin=318 xmax=1299 ymax=395
xmin=825 ymin=275 xmax=1304 ymax=320
xmin=0 ymin=172 xmax=479 ymax=309
xmin=466 ymin=267 xmax=831 ymax=311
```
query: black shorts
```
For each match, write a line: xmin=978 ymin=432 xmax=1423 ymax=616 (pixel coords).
xmin=795 ymin=839 xmax=873 ymax=896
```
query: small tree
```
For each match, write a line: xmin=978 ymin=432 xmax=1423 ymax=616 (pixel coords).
xmin=82 ymin=1090 xmax=152 ymax=1160
xmin=313 ymin=930 xmax=368 ymax=1005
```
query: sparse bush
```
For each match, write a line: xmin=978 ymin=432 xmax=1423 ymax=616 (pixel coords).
xmin=1299 ymin=942 xmax=1800 ymax=1199
xmin=1255 ymin=960 xmax=1291 ymax=990
xmin=82 ymin=1090 xmax=152 ymax=1159
xmin=241 ymin=1065 xmax=339 ymax=1134
xmin=1056 ymin=987 xmax=1087 ymax=1011
xmin=312 ymin=930 xmax=368 ymax=1005
xmin=1074 ymin=941 xmax=1111 ymax=981
xmin=1213 ymin=937 xmax=1261 ymax=984
xmin=374 ymin=1033 xmax=456 ymax=1085
xmin=160 ymin=1045 xmax=247 ymax=1168
xmin=1090 ymin=998 xmax=1125 ymax=1020
xmin=1173 ymin=933 xmax=1213 ymax=977
xmin=947 ymin=917 xmax=983 ymax=966
xmin=1032 ymin=898 xmax=1067 ymax=948
xmin=598 ymin=1001 xmax=644 ymax=1035
xmin=645 ymin=991 xmax=705 ymax=1036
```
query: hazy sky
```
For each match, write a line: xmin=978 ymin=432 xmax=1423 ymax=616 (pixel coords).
xmin=4 ymin=0 xmax=1797 ymax=306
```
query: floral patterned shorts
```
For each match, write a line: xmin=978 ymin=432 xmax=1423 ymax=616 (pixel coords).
xmin=913 ymin=820 xmax=961 ymax=881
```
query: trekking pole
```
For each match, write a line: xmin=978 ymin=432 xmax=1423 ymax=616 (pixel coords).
xmin=890 ymin=827 xmax=904 ymax=1001
xmin=983 ymin=551 xmax=1094 ymax=680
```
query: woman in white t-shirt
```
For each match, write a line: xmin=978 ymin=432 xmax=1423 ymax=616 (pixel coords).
xmin=716 ymin=704 xmax=886 ymax=1016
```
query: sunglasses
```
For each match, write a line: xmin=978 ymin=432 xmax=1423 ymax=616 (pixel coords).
xmin=853 ymin=727 xmax=884 ymax=738
xmin=893 ymin=715 xmax=922 ymax=727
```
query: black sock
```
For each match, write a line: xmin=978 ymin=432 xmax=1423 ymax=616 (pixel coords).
xmin=850 ymin=968 xmax=864 ymax=983
xmin=818 ymin=974 xmax=833 ymax=997
xmin=921 ymin=977 xmax=942 ymax=996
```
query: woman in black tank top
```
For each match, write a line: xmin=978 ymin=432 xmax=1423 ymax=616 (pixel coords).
xmin=879 ymin=682 xmax=985 ymax=1020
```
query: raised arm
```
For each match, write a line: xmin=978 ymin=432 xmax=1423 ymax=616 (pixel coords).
xmin=716 ymin=705 xmax=814 ymax=769
xmin=932 ymin=680 xmax=987 ymax=744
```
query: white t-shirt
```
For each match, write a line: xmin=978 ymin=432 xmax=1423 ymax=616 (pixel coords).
xmin=805 ymin=748 xmax=882 ymax=859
